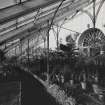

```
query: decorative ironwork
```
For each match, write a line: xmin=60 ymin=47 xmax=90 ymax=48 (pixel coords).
xmin=78 ymin=28 xmax=105 ymax=56
xmin=78 ymin=28 xmax=105 ymax=47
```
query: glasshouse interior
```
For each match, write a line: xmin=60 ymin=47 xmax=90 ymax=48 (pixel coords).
xmin=0 ymin=0 xmax=105 ymax=105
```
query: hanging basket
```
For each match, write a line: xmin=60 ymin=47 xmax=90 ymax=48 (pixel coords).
xmin=81 ymin=81 xmax=86 ymax=90
xmin=92 ymin=84 xmax=99 ymax=94
xmin=69 ymin=80 xmax=74 ymax=86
